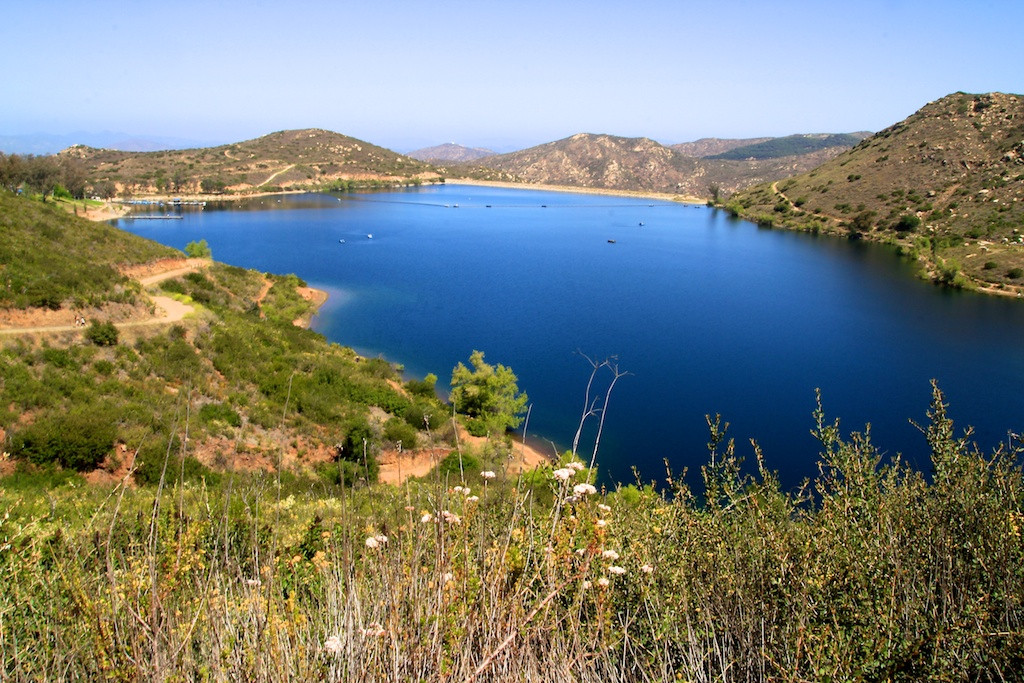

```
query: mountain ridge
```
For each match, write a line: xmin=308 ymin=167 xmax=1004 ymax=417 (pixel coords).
xmin=725 ymin=91 xmax=1024 ymax=293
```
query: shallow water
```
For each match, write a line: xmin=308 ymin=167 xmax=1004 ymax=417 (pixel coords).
xmin=118 ymin=186 xmax=1024 ymax=489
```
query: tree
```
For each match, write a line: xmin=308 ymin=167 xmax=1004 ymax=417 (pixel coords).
xmin=185 ymin=239 xmax=212 ymax=259
xmin=450 ymin=350 xmax=528 ymax=436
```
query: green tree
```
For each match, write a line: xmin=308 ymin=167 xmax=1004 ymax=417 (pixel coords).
xmin=450 ymin=350 xmax=528 ymax=436
xmin=185 ymin=239 xmax=212 ymax=259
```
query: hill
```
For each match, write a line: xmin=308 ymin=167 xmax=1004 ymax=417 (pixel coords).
xmin=670 ymin=136 xmax=776 ymax=157
xmin=407 ymin=142 xmax=495 ymax=163
xmin=0 ymin=191 xmax=178 ymax=309
xmin=459 ymin=132 xmax=862 ymax=198
xmin=725 ymin=92 xmax=1024 ymax=293
xmin=0 ymin=189 xmax=461 ymax=487
xmin=62 ymin=128 xmax=442 ymax=197
xmin=706 ymin=133 xmax=871 ymax=160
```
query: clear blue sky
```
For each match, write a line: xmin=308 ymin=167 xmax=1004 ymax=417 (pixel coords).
xmin=2 ymin=0 xmax=1021 ymax=152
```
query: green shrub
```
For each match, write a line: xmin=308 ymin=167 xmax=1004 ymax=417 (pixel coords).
xmin=404 ymin=373 xmax=438 ymax=398
xmin=199 ymin=401 xmax=242 ymax=427
xmin=983 ymin=261 xmax=999 ymax=270
xmin=11 ymin=408 xmax=116 ymax=471
xmin=436 ymin=451 xmax=479 ymax=478
xmin=383 ymin=417 xmax=418 ymax=450
xmin=1008 ymin=267 xmax=1024 ymax=279
xmin=85 ymin=319 xmax=119 ymax=346
xmin=184 ymin=239 xmax=212 ymax=259
xmin=894 ymin=214 xmax=922 ymax=232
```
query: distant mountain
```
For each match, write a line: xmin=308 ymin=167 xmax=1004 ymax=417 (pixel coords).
xmin=0 ymin=132 xmax=214 ymax=155
xmin=65 ymin=128 xmax=441 ymax=196
xmin=670 ymin=137 xmax=775 ymax=158
xmin=407 ymin=143 xmax=495 ymax=163
xmin=706 ymin=133 xmax=871 ymax=160
xmin=726 ymin=92 xmax=1024 ymax=292
xmin=462 ymin=132 xmax=860 ymax=198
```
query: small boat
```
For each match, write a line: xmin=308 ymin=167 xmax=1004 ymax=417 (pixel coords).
xmin=367 ymin=234 xmax=373 ymax=239
xmin=607 ymin=239 xmax=617 ymax=244
xmin=638 ymin=222 xmax=644 ymax=226
xmin=339 ymin=239 xmax=345 ymax=243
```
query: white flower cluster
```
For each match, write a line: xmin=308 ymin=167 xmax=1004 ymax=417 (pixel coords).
xmin=364 ymin=534 xmax=388 ymax=549
xmin=324 ymin=634 xmax=343 ymax=655
xmin=441 ymin=510 xmax=462 ymax=525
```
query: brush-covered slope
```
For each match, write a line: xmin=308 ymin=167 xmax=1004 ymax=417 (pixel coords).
xmin=467 ymin=133 xmax=861 ymax=198
xmin=727 ymin=92 xmax=1024 ymax=292
xmin=0 ymin=191 xmax=451 ymax=485
xmin=0 ymin=191 xmax=179 ymax=309
xmin=62 ymin=129 xmax=442 ymax=196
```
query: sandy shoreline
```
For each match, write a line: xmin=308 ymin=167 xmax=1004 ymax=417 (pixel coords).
xmin=443 ymin=177 xmax=705 ymax=204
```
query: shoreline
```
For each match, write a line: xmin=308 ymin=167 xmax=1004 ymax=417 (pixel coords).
xmin=443 ymin=177 xmax=705 ymax=204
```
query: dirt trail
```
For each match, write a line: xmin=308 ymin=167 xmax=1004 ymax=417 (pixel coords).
xmin=0 ymin=260 xmax=209 ymax=337
xmin=259 ymin=165 xmax=295 ymax=187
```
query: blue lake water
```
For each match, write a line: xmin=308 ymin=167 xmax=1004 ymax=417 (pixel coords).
xmin=117 ymin=185 xmax=1024 ymax=490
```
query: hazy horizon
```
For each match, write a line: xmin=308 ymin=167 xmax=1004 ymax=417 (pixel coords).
xmin=3 ymin=0 xmax=1022 ymax=153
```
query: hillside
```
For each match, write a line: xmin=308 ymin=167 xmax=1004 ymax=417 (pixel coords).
xmin=706 ymin=133 xmax=871 ymax=160
xmin=0 ymin=190 xmax=459 ymax=487
xmin=461 ymin=132 xmax=861 ymax=198
xmin=62 ymin=128 xmax=443 ymax=197
xmin=670 ymin=136 xmax=775 ymax=158
xmin=726 ymin=92 xmax=1024 ymax=293
xmin=0 ymin=191 xmax=178 ymax=309
xmin=407 ymin=142 xmax=495 ymax=163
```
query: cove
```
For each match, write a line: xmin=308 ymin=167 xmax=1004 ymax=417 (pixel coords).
xmin=117 ymin=185 xmax=1024 ymax=490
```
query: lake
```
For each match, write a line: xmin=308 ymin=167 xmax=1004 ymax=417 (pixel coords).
xmin=117 ymin=185 xmax=1024 ymax=490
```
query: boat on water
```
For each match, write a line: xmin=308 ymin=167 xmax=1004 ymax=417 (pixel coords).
xmin=607 ymin=239 xmax=616 ymax=244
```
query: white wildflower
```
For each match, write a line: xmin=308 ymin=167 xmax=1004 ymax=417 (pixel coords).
xmin=601 ymin=549 xmax=620 ymax=561
xmin=575 ymin=548 xmax=587 ymax=556
xmin=466 ymin=495 xmax=479 ymax=503
xmin=420 ymin=512 xmax=434 ymax=523
xmin=245 ymin=578 xmax=261 ymax=587
xmin=453 ymin=485 xmax=464 ymax=494
xmin=582 ymin=580 xmax=592 ymax=589
xmin=552 ymin=467 xmax=574 ymax=482
xmin=374 ymin=534 xmax=388 ymax=546
xmin=442 ymin=572 xmax=454 ymax=583
xmin=364 ymin=536 xmax=379 ymax=549
xmin=573 ymin=483 xmax=597 ymax=496
xmin=596 ymin=519 xmax=608 ymax=528
xmin=462 ymin=487 xmax=471 ymax=496
xmin=324 ymin=634 xmax=343 ymax=655
xmin=359 ymin=622 xmax=386 ymax=637
xmin=567 ymin=461 xmax=585 ymax=471
xmin=640 ymin=564 xmax=654 ymax=574
xmin=608 ymin=565 xmax=626 ymax=575
xmin=481 ymin=470 xmax=496 ymax=479
xmin=441 ymin=510 xmax=462 ymax=525
xmin=597 ymin=577 xmax=610 ymax=588
xmin=598 ymin=503 xmax=611 ymax=512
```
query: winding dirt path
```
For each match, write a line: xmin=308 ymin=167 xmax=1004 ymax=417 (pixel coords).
xmin=0 ymin=260 xmax=209 ymax=337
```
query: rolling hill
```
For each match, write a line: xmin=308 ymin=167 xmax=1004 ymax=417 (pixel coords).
xmin=62 ymin=128 xmax=442 ymax=197
xmin=453 ymin=132 xmax=862 ymax=198
xmin=407 ymin=142 xmax=495 ymax=163
xmin=725 ymin=91 xmax=1024 ymax=293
